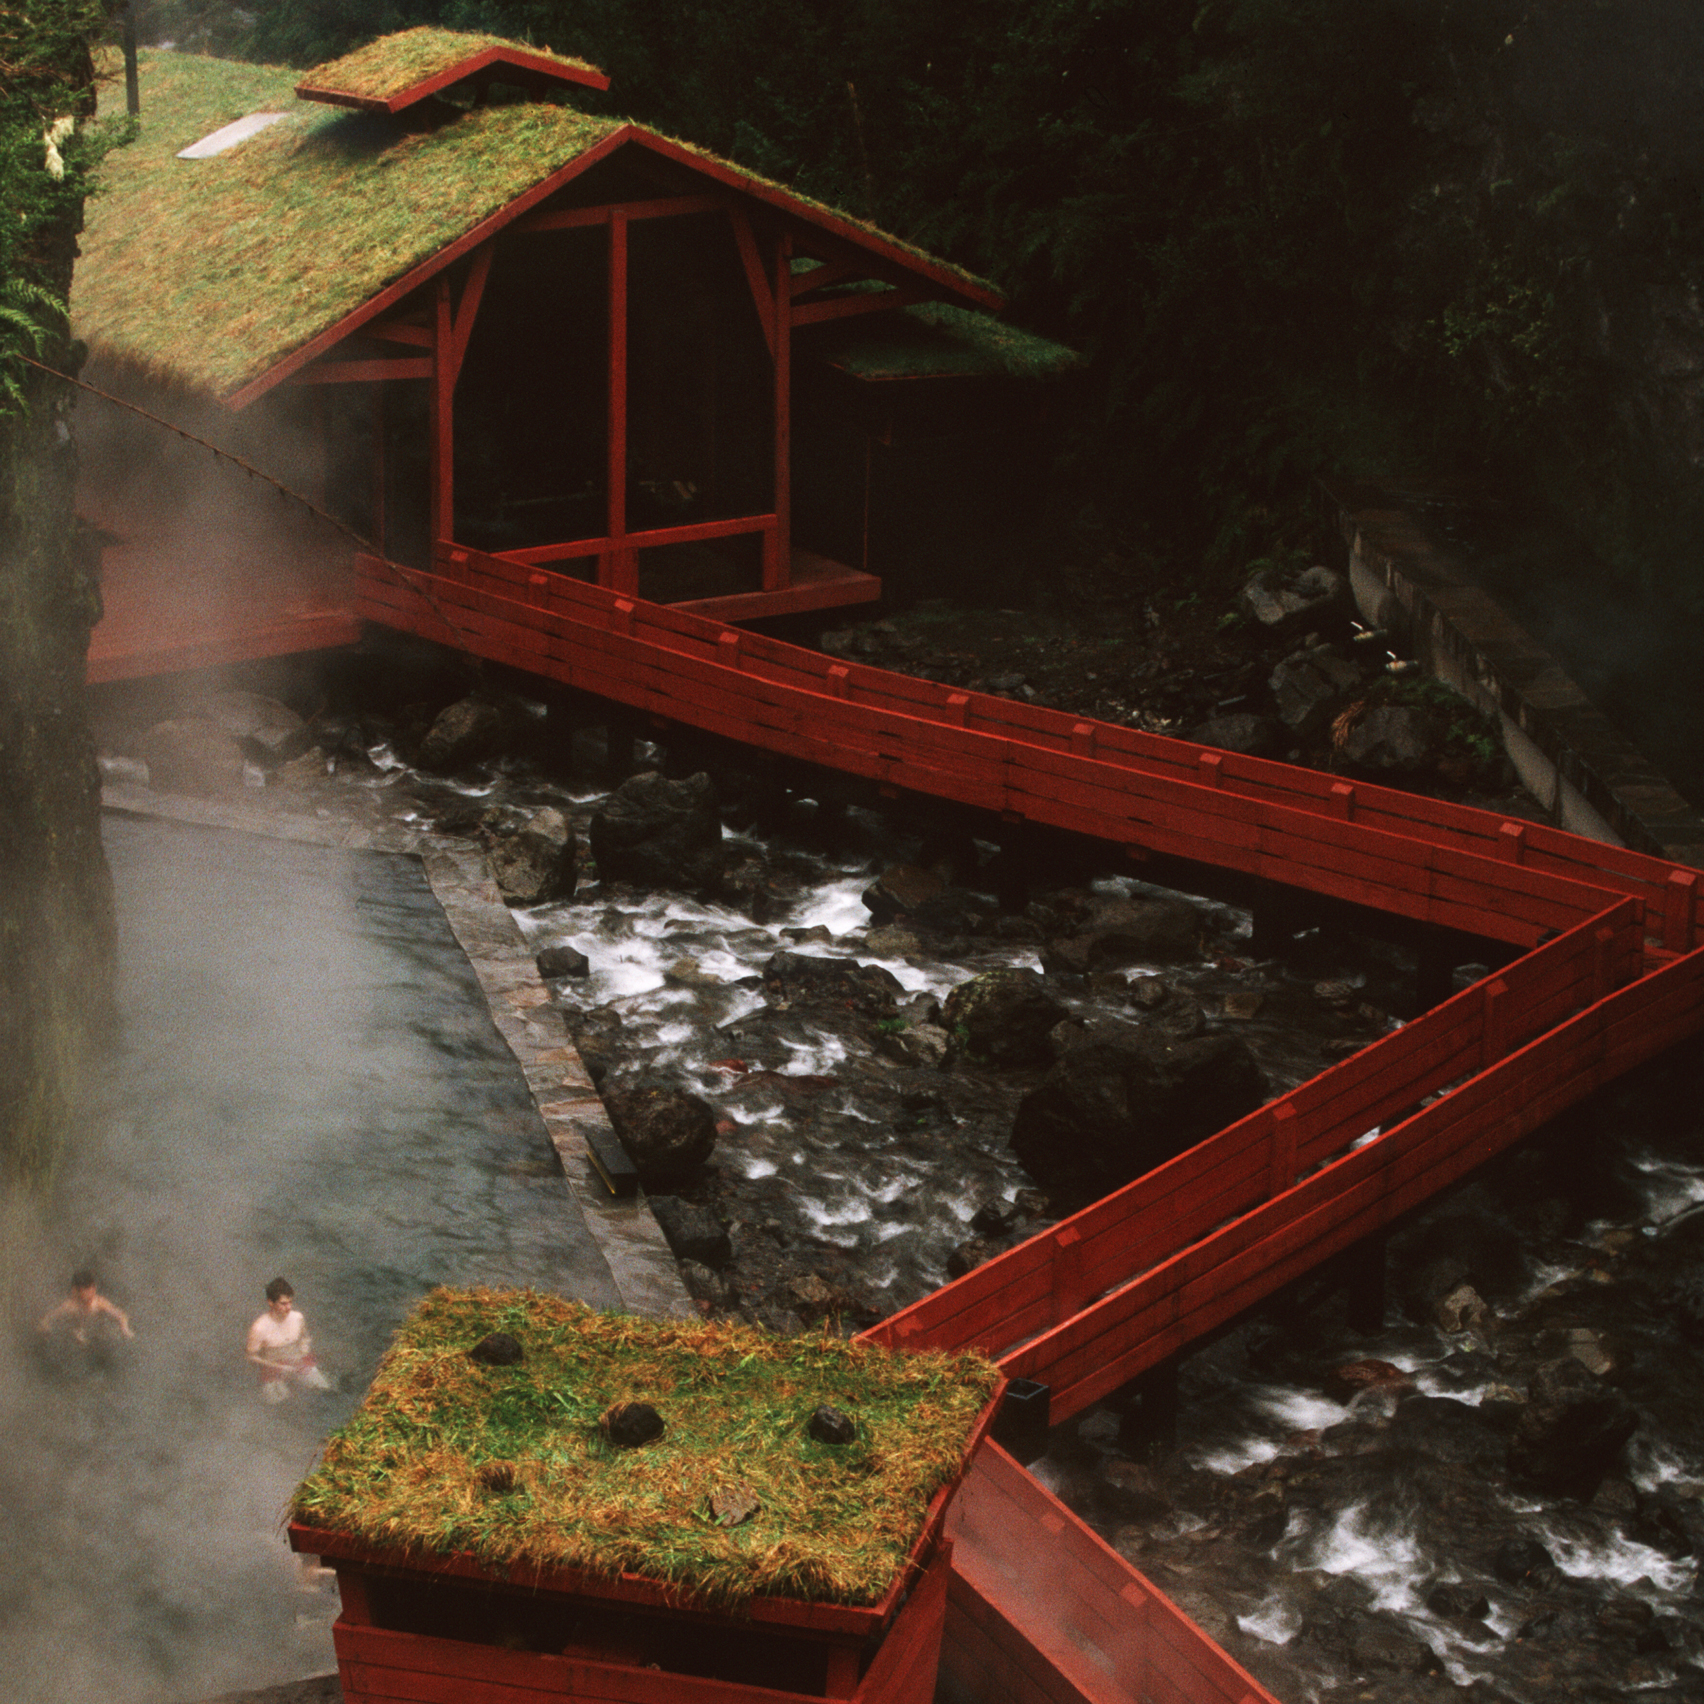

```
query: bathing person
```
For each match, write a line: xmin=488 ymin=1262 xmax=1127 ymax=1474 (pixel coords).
xmin=245 ymin=1277 xmax=331 ymax=1402
xmin=38 ymin=1269 xmax=135 ymax=1345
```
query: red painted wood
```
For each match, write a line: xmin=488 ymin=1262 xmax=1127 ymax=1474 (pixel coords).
xmin=288 ymin=356 xmax=433 ymax=385
xmin=727 ymin=206 xmax=777 ymax=360
xmin=227 ymin=128 xmax=639 ymax=408
xmin=605 ymin=209 xmax=629 ymax=590
xmin=946 ymin=1447 xmax=1278 ymax=1704
xmin=496 ymin=514 xmax=777 ymax=567
xmin=517 ymin=193 xmax=724 ymax=235
xmin=790 ymin=287 xmax=927 ymax=328
xmin=296 ymin=43 xmax=610 ymax=115
xmin=449 ymin=245 xmax=495 ymax=383
xmin=770 ymin=235 xmax=792 ymax=592
xmin=432 ymin=275 xmax=454 ymax=543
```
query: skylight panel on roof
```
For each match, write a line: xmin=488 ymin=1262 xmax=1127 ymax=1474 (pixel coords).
xmin=177 ymin=111 xmax=289 ymax=159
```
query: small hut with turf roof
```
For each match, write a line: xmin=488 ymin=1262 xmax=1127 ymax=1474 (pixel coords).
xmin=286 ymin=1287 xmax=1002 ymax=1704
xmin=73 ymin=29 xmax=1077 ymax=681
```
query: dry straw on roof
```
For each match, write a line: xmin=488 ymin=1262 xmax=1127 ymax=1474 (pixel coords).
xmin=298 ymin=27 xmax=604 ymax=104
xmin=291 ymin=1286 xmax=998 ymax=1611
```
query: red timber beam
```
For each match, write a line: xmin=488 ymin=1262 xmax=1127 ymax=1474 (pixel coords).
xmin=605 ymin=208 xmax=634 ymax=594
xmin=424 ymin=246 xmax=494 ymax=544
xmin=769 ymin=233 xmax=791 ymax=590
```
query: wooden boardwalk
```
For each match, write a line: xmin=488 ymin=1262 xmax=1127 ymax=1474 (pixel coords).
xmin=157 ymin=540 xmax=1704 ymax=1704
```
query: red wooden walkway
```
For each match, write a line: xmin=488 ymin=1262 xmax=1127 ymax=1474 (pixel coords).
xmin=219 ymin=542 xmax=1704 ymax=1702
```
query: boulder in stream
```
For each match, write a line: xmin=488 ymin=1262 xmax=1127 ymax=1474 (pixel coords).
xmin=1041 ymin=895 xmax=1203 ymax=974
xmin=942 ymin=967 xmax=1068 ymax=1067
xmin=589 ymin=770 xmax=727 ymax=893
xmin=416 ymin=695 xmax=512 ymax=773
xmin=487 ymin=806 xmax=578 ymax=905
xmin=1508 ymin=1356 xmax=1639 ymax=1495
xmin=1011 ymin=1027 xmax=1266 ymax=1204
xmin=135 ymin=717 xmax=250 ymax=795
xmin=602 ymin=1080 xmax=717 ymax=1187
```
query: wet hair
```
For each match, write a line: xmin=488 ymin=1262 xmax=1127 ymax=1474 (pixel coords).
xmin=264 ymin=1277 xmax=295 ymax=1304
xmin=71 ymin=1269 xmax=95 ymax=1291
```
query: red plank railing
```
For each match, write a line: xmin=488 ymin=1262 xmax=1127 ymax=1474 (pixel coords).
xmin=351 ymin=545 xmax=1704 ymax=1704
xmin=945 ymin=1444 xmax=1272 ymax=1704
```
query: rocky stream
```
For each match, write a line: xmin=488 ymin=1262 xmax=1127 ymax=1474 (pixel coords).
xmin=89 ymin=617 xmax=1704 ymax=1704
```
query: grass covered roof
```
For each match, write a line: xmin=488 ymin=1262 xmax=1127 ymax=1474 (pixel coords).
xmin=810 ymin=301 xmax=1083 ymax=383
xmin=295 ymin=28 xmax=608 ymax=111
xmin=290 ymin=1287 xmax=999 ymax=1611
xmin=75 ymin=42 xmax=999 ymax=404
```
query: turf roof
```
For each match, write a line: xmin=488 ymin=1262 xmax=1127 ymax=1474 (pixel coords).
xmin=75 ymin=43 xmax=1000 ymax=404
xmin=296 ymin=27 xmax=608 ymax=111
xmin=290 ymin=1287 xmax=999 ymax=1611
xmin=810 ymin=301 xmax=1083 ymax=383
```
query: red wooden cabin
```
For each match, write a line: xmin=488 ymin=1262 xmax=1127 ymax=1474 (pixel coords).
xmin=72 ymin=30 xmax=1069 ymax=683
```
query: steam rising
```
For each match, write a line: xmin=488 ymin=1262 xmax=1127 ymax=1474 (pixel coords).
xmin=2 ymin=814 xmax=610 ymax=1702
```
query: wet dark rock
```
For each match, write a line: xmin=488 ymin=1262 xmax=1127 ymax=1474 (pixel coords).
xmin=1323 ymin=1359 xmax=1415 ymax=1403
xmin=946 ymin=1237 xmax=1004 ymax=1278
xmin=808 ymin=1404 xmax=857 ymax=1446
xmin=488 ymin=806 xmax=578 ymax=905
xmin=942 ymin=967 xmax=1069 ymax=1067
xmin=1508 ymin=1357 xmax=1639 ymax=1495
xmin=649 ymin=1196 xmax=731 ymax=1266
xmin=865 ymin=924 xmax=921 ymax=958
xmin=536 ymin=943 xmax=590 ymax=979
xmin=1336 ymin=704 xmax=1438 ymax=773
xmin=760 ymin=950 xmax=903 ymax=1014
xmin=781 ymin=1271 xmax=850 ymax=1322
xmin=468 ymin=1332 xmax=525 ymax=1366
xmin=1041 ymin=895 xmax=1203 ymax=974
xmin=1188 ymin=711 xmax=1283 ymax=758
xmin=136 ymin=717 xmax=249 ymax=795
xmin=1098 ymin=1458 xmax=1171 ymax=1521
xmin=196 ymin=689 xmax=313 ymax=764
xmin=1595 ymin=1594 xmax=1655 ymax=1638
xmin=1490 ymin=1536 xmax=1558 ymax=1587
xmin=680 ymin=1261 xmax=732 ymax=1309
xmin=862 ymin=862 xmax=946 ymax=920
xmin=1241 ymin=564 xmax=1349 ymax=635
xmin=600 ymin=1400 xmax=665 ymax=1448
xmin=875 ymin=1019 xmax=951 ymax=1068
xmin=1341 ymin=1609 xmax=1434 ymax=1674
xmin=1426 ymin=1580 xmax=1491 ymax=1620
xmin=416 ymin=695 xmax=509 ymax=773
xmin=1518 ymin=1604 xmax=1594 ymax=1641
xmin=970 ymin=1198 xmax=1021 ymax=1236
xmin=1387 ymin=1395 xmax=1507 ymax=1467
xmin=1268 ymin=644 xmax=1363 ymax=735
xmin=589 ymin=771 xmax=727 ymax=894
xmin=603 ymin=1081 xmax=717 ymax=1187
xmin=1012 ymin=1028 xmax=1266 ymax=1205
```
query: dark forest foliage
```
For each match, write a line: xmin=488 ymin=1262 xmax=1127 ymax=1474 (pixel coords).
xmin=136 ymin=0 xmax=1704 ymax=595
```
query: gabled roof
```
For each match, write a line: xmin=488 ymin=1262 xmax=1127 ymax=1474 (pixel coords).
xmin=74 ymin=42 xmax=1002 ymax=407
xmin=294 ymin=27 xmax=608 ymax=114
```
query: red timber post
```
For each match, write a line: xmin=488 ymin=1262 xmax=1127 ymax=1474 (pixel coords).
xmin=768 ymin=233 xmax=792 ymax=591
xmin=605 ymin=209 xmax=637 ymax=595
xmin=429 ymin=246 xmax=494 ymax=550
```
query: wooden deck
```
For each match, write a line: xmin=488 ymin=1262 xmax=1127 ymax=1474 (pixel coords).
xmin=82 ymin=493 xmax=363 ymax=684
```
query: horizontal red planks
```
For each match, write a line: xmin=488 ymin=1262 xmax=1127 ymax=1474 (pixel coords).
xmin=947 ymin=1446 xmax=1278 ymax=1704
xmin=867 ymin=903 xmax=1645 ymax=1367
xmin=356 ymin=552 xmax=1634 ymax=946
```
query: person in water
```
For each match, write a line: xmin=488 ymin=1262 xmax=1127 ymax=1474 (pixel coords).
xmin=245 ymin=1276 xmax=331 ymax=1402
xmin=38 ymin=1269 xmax=135 ymax=1346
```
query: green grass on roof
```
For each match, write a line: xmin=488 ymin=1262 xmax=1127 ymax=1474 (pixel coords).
xmin=75 ymin=49 xmax=623 ymax=396
xmin=812 ymin=301 xmax=1082 ymax=382
xmin=298 ymin=27 xmax=603 ymax=103
xmin=290 ymin=1287 xmax=998 ymax=1611
xmin=74 ymin=44 xmax=998 ymax=399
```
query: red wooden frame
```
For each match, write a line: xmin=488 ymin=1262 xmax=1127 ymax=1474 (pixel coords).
xmin=295 ymin=43 xmax=611 ymax=115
